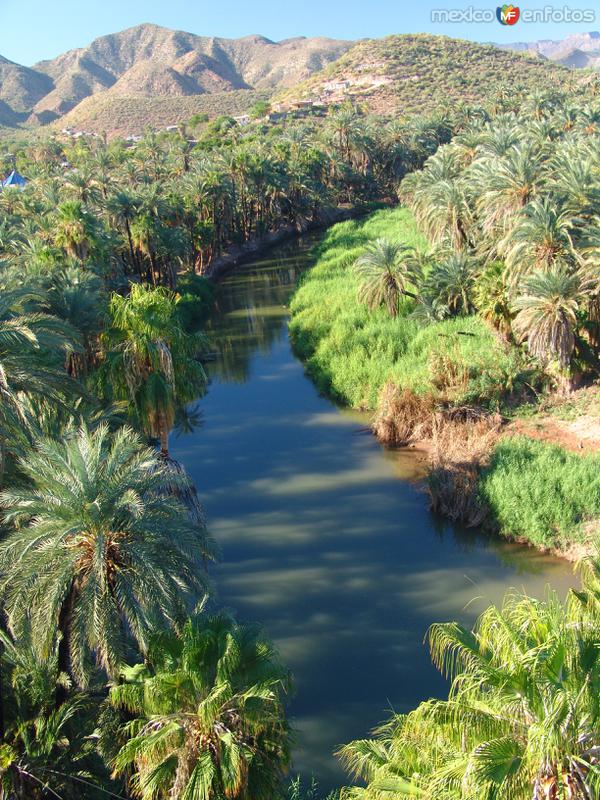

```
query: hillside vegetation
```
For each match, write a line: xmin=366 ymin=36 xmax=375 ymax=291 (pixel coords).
xmin=55 ymin=89 xmax=271 ymax=137
xmin=276 ymin=34 xmax=588 ymax=116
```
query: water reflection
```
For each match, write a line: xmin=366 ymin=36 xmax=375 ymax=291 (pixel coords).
xmin=206 ymin=247 xmax=310 ymax=384
xmin=171 ymin=235 xmax=575 ymax=792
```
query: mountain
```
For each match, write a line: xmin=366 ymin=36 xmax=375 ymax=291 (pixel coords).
xmin=496 ymin=31 xmax=600 ymax=68
xmin=27 ymin=24 xmax=350 ymax=120
xmin=0 ymin=24 xmax=350 ymax=128
xmin=0 ymin=55 xmax=53 ymax=121
xmin=0 ymin=27 xmax=593 ymax=137
xmin=275 ymin=34 xmax=580 ymax=117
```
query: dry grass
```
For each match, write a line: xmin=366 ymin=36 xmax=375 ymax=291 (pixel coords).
xmin=426 ymin=413 xmax=501 ymax=526
xmin=372 ymin=383 xmax=436 ymax=446
xmin=427 ymin=350 xmax=470 ymax=399
xmin=372 ymin=381 xmax=502 ymax=527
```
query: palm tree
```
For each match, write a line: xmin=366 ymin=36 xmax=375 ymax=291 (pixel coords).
xmin=419 ymin=251 xmax=477 ymax=318
xmin=0 ymin=629 xmax=107 ymax=800
xmin=339 ymin=581 xmax=600 ymax=799
xmin=47 ymin=265 xmax=106 ymax=376
xmin=100 ymin=284 xmax=207 ymax=456
xmin=109 ymin=612 xmax=291 ymax=800
xmin=0 ymin=288 xmax=79 ymax=466
xmin=415 ymin=179 xmax=472 ymax=250
xmin=501 ymin=198 xmax=576 ymax=283
xmin=512 ymin=266 xmax=588 ymax=384
xmin=472 ymin=260 xmax=514 ymax=339
xmin=53 ymin=200 xmax=100 ymax=263
xmin=106 ymin=191 xmax=141 ymax=274
xmin=0 ymin=424 xmax=214 ymax=686
xmin=471 ymin=145 xmax=541 ymax=248
xmin=354 ymin=238 xmax=418 ymax=317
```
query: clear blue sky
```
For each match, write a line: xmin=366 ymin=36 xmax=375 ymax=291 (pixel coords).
xmin=2 ymin=0 xmax=598 ymax=66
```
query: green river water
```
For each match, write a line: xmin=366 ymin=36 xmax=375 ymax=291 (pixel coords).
xmin=171 ymin=233 xmax=574 ymax=791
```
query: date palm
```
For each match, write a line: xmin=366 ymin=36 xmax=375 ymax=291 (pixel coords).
xmin=472 ymin=260 xmax=514 ymax=339
xmin=0 ymin=288 xmax=79 ymax=464
xmin=354 ymin=238 xmax=418 ymax=317
xmin=471 ymin=145 xmax=541 ymax=246
xmin=53 ymin=200 xmax=100 ymax=262
xmin=419 ymin=251 xmax=477 ymax=318
xmin=47 ymin=265 xmax=106 ymax=376
xmin=106 ymin=191 xmax=142 ymax=275
xmin=0 ymin=629 xmax=105 ymax=800
xmin=100 ymin=284 xmax=207 ymax=456
xmin=416 ymin=179 xmax=472 ymax=250
xmin=109 ymin=612 xmax=291 ymax=800
xmin=512 ymin=266 xmax=586 ymax=376
xmin=501 ymin=199 xmax=576 ymax=283
xmin=0 ymin=424 xmax=214 ymax=687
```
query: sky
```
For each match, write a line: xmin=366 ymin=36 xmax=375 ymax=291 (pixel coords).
xmin=1 ymin=0 xmax=598 ymax=65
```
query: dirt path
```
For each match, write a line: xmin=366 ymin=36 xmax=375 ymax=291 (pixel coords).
xmin=506 ymin=387 xmax=600 ymax=454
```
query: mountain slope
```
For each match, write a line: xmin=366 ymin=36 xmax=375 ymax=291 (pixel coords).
xmin=275 ymin=34 xmax=582 ymax=116
xmin=54 ymin=90 xmax=271 ymax=138
xmin=0 ymin=55 xmax=53 ymax=117
xmin=29 ymin=24 xmax=350 ymax=119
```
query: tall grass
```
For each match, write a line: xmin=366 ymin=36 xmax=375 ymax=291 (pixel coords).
xmin=290 ymin=207 xmax=522 ymax=409
xmin=478 ymin=436 xmax=600 ymax=551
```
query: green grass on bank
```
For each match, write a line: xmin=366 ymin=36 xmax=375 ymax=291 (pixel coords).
xmin=289 ymin=207 xmax=522 ymax=409
xmin=479 ymin=437 xmax=600 ymax=551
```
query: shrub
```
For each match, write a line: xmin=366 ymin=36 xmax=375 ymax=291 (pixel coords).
xmin=478 ymin=436 xmax=600 ymax=551
xmin=373 ymin=384 xmax=436 ymax=445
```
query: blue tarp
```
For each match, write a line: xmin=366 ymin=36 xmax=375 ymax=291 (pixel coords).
xmin=2 ymin=170 xmax=27 ymax=187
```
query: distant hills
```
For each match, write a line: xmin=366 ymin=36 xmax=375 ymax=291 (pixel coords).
xmin=0 ymin=24 xmax=350 ymax=126
xmin=497 ymin=30 xmax=600 ymax=68
xmin=0 ymin=25 xmax=597 ymax=137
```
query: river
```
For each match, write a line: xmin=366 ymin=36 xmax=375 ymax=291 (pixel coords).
xmin=170 ymin=233 xmax=575 ymax=792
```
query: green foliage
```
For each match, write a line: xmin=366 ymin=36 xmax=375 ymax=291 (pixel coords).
xmin=290 ymin=208 xmax=520 ymax=409
xmin=250 ymin=100 xmax=272 ymax=119
xmin=176 ymin=272 xmax=216 ymax=331
xmin=401 ymin=98 xmax=600 ymax=378
xmin=478 ymin=436 xmax=600 ymax=550
xmin=340 ymin=567 xmax=600 ymax=799
xmin=0 ymin=424 xmax=215 ymax=686
xmin=0 ymin=629 xmax=112 ymax=798
xmin=109 ymin=612 xmax=291 ymax=800
xmin=100 ymin=284 xmax=208 ymax=452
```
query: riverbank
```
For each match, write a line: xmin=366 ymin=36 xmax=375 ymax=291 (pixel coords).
xmin=287 ymin=207 xmax=600 ymax=559
xmin=203 ymin=203 xmax=373 ymax=281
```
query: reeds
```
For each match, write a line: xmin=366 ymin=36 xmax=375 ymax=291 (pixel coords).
xmin=426 ymin=413 xmax=501 ymax=526
xmin=372 ymin=383 xmax=436 ymax=445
